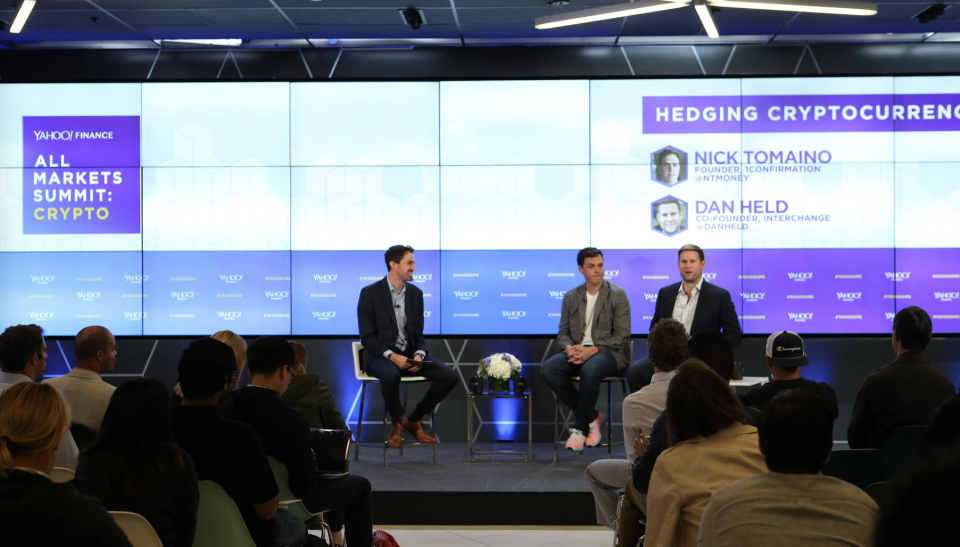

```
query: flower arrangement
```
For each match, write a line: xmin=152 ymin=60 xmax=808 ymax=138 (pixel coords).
xmin=479 ymin=353 xmax=523 ymax=392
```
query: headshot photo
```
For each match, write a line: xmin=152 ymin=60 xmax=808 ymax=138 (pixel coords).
xmin=651 ymin=196 xmax=688 ymax=236
xmin=650 ymin=146 xmax=687 ymax=186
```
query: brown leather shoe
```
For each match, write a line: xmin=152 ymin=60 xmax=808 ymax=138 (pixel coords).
xmin=386 ymin=422 xmax=404 ymax=449
xmin=402 ymin=416 xmax=437 ymax=444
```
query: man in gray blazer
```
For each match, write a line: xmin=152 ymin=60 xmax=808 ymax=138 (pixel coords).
xmin=542 ymin=248 xmax=632 ymax=451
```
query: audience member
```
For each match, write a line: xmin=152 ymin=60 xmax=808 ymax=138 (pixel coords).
xmin=848 ymin=306 xmax=956 ymax=449
xmin=44 ymin=326 xmax=118 ymax=434
xmin=171 ymin=338 xmax=307 ymax=547
xmin=0 ymin=324 xmax=80 ymax=470
xmin=173 ymin=330 xmax=247 ymax=403
xmin=700 ymin=390 xmax=878 ymax=547
xmin=585 ymin=318 xmax=684 ymax=530
xmin=0 ymin=382 xmax=132 ymax=546
xmin=220 ymin=337 xmax=373 ymax=547
xmin=77 ymin=379 xmax=199 ymax=547
xmin=283 ymin=341 xmax=347 ymax=430
xmin=742 ymin=331 xmax=839 ymax=418
xmin=643 ymin=359 xmax=766 ymax=547
xmin=874 ymin=451 xmax=960 ymax=547
xmin=920 ymin=394 xmax=960 ymax=458
xmin=625 ymin=329 xmax=744 ymax=538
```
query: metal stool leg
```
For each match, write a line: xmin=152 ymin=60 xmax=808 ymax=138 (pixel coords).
xmin=354 ymin=382 xmax=367 ymax=461
xmin=607 ymin=380 xmax=614 ymax=459
xmin=431 ymin=408 xmax=438 ymax=463
xmin=400 ymin=383 xmax=408 ymax=456
xmin=553 ymin=393 xmax=560 ymax=463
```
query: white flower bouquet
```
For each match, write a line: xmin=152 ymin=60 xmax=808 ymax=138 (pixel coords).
xmin=478 ymin=353 xmax=523 ymax=392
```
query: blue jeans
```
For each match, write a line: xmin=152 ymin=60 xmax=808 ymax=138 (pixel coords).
xmin=541 ymin=350 xmax=619 ymax=432
xmin=272 ymin=508 xmax=307 ymax=547
xmin=625 ymin=357 xmax=655 ymax=394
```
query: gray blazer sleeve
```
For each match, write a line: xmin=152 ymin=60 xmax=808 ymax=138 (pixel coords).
xmin=598 ymin=288 xmax=631 ymax=354
xmin=557 ymin=290 xmax=577 ymax=349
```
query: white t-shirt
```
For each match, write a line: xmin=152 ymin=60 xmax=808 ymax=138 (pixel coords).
xmin=583 ymin=290 xmax=599 ymax=346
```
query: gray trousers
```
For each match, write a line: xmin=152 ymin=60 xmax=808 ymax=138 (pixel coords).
xmin=585 ymin=458 xmax=633 ymax=529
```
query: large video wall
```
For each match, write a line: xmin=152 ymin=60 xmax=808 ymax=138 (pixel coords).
xmin=1 ymin=78 xmax=958 ymax=337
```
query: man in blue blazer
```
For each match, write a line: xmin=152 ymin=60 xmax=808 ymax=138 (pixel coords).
xmin=357 ymin=245 xmax=458 ymax=449
xmin=626 ymin=244 xmax=742 ymax=393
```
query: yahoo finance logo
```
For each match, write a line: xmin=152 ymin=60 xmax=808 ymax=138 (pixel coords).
xmin=29 ymin=312 xmax=54 ymax=321
xmin=885 ymin=272 xmax=910 ymax=282
xmin=502 ymin=270 xmax=526 ymax=280
xmin=741 ymin=292 xmax=764 ymax=302
xmin=604 ymin=270 xmax=620 ymax=279
xmin=455 ymin=290 xmax=479 ymax=300
xmin=886 ymin=312 xmax=896 ymax=320
xmin=219 ymin=274 xmax=243 ymax=284
xmin=217 ymin=311 xmax=241 ymax=320
xmin=644 ymin=293 xmax=659 ymax=303
xmin=788 ymin=312 xmax=814 ymax=322
xmin=550 ymin=290 xmax=566 ymax=300
xmin=125 ymin=274 xmax=148 ymax=284
xmin=502 ymin=311 xmax=527 ymax=319
xmin=314 ymin=274 xmax=337 ymax=283
xmin=787 ymin=272 xmax=813 ymax=282
xmin=412 ymin=274 xmax=432 ymax=282
xmin=31 ymin=275 xmax=55 ymax=284
xmin=171 ymin=291 xmax=195 ymax=301
xmin=312 ymin=311 xmax=336 ymax=320
xmin=423 ymin=311 xmax=432 ymax=318
xmin=703 ymin=272 xmax=717 ymax=282
xmin=265 ymin=291 xmax=289 ymax=301
xmin=76 ymin=291 xmax=101 ymax=301
xmin=837 ymin=292 xmax=862 ymax=302
xmin=935 ymin=292 xmax=960 ymax=302
xmin=123 ymin=311 xmax=146 ymax=321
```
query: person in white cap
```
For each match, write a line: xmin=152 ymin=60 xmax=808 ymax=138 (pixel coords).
xmin=742 ymin=331 xmax=838 ymax=418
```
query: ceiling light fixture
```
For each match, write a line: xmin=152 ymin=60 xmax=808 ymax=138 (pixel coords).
xmin=10 ymin=0 xmax=37 ymax=34
xmin=707 ymin=0 xmax=877 ymax=16
xmin=694 ymin=0 xmax=720 ymax=38
xmin=155 ymin=38 xmax=245 ymax=47
xmin=535 ymin=0 xmax=689 ymax=29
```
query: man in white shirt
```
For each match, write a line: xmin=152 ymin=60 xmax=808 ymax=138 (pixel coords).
xmin=585 ymin=318 xmax=686 ymax=529
xmin=44 ymin=326 xmax=118 ymax=436
xmin=626 ymin=244 xmax=741 ymax=393
xmin=542 ymin=248 xmax=632 ymax=451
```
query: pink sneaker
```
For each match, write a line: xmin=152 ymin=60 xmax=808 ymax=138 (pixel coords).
xmin=586 ymin=413 xmax=605 ymax=447
xmin=565 ymin=428 xmax=585 ymax=451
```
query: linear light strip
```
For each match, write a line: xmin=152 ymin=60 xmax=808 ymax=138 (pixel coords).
xmin=708 ymin=0 xmax=877 ymax=16
xmin=694 ymin=0 xmax=720 ymax=38
xmin=535 ymin=0 xmax=690 ymax=30
xmin=10 ymin=0 xmax=37 ymax=34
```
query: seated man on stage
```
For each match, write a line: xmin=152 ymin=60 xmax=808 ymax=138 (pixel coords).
xmin=357 ymin=245 xmax=458 ymax=449
xmin=541 ymin=247 xmax=632 ymax=451
xmin=626 ymin=244 xmax=741 ymax=393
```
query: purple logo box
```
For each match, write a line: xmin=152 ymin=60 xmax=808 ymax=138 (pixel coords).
xmin=23 ymin=116 xmax=141 ymax=235
xmin=642 ymin=94 xmax=960 ymax=134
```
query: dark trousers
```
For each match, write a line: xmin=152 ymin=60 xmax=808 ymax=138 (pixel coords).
xmin=365 ymin=355 xmax=459 ymax=423
xmin=625 ymin=357 xmax=655 ymax=394
xmin=541 ymin=350 xmax=619 ymax=432
xmin=304 ymin=474 xmax=374 ymax=547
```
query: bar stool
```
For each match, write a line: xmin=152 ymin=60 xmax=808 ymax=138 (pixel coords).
xmin=351 ymin=342 xmax=438 ymax=466
xmin=552 ymin=341 xmax=632 ymax=463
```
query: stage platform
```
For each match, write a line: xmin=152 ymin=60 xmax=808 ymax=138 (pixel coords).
xmin=352 ymin=442 xmax=611 ymax=526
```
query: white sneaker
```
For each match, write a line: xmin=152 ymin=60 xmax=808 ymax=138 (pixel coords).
xmin=566 ymin=428 xmax=585 ymax=451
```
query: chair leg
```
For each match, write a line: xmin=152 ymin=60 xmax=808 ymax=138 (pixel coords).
xmin=354 ymin=382 xmax=367 ymax=461
xmin=383 ymin=405 xmax=389 ymax=467
xmin=607 ymin=380 xmax=614 ymax=459
xmin=553 ymin=393 xmax=560 ymax=464
xmin=432 ymin=409 xmax=438 ymax=463
xmin=400 ymin=383 xmax=409 ymax=456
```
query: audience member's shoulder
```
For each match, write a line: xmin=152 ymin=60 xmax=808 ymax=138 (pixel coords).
xmin=818 ymin=475 xmax=880 ymax=508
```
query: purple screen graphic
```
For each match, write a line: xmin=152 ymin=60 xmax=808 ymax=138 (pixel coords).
xmin=22 ymin=116 xmax=141 ymax=235
xmin=894 ymin=249 xmax=960 ymax=334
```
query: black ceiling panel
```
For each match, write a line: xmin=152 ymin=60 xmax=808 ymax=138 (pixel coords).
xmin=693 ymin=44 xmax=735 ymax=75
xmin=232 ymin=49 xmax=311 ymax=79
xmin=149 ymin=49 xmax=232 ymax=79
xmin=623 ymin=45 xmax=705 ymax=75
xmin=724 ymin=45 xmax=804 ymax=75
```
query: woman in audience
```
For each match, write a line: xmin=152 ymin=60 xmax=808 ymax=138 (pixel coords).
xmin=283 ymin=341 xmax=347 ymax=430
xmin=173 ymin=329 xmax=247 ymax=403
xmin=77 ymin=379 xmax=199 ymax=547
xmin=0 ymin=382 xmax=132 ymax=546
xmin=645 ymin=359 xmax=767 ymax=547
xmin=282 ymin=341 xmax=348 ymax=546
